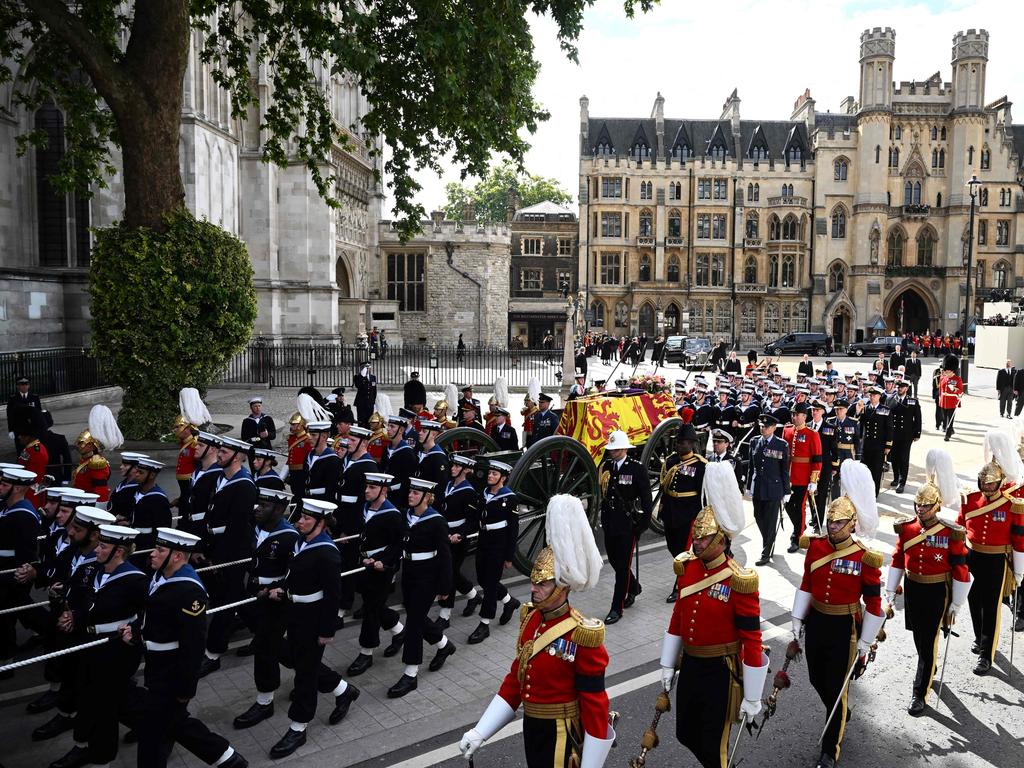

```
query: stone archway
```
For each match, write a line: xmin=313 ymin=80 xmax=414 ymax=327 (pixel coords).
xmin=638 ymin=303 xmax=656 ymax=337
xmin=830 ymin=304 xmax=855 ymax=346
xmin=885 ymin=285 xmax=933 ymax=333
xmin=335 ymin=255 xmax=352 ymax=298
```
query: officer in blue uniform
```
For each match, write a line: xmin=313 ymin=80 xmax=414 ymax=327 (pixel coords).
xmin=746 ymin=414 xmax=791 ymax=566
xmin=831 ymin=399 xmax=860 ymax=500
xmin=530 ymin=394 xmax=560 ymax=445
xmin=888 ymin=379 xmax=921 ymax=494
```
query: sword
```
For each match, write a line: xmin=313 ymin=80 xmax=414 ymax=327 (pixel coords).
xmin=934 ymin=622 xmax=957 ymax=706
xmin=726 ymin=714 xmax=747 ymax=768
xmin=817 ymin=654 xmax=860 ymax=745
xmin=1010 ymin=586 xmax=1017 ymax=678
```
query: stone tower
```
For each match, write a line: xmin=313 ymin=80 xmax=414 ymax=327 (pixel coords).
xmin=855 ymin=28 xmax=895 ymax=208
xmin=951 ymin=29 xmax=988 ymax=111
xmin=949 ymin=30 xmax=989 ymax=205
xmin=859 ymin=27 xmax=895 ymax=112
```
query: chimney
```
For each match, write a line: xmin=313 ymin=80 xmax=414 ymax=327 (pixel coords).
xmin=580 ymin=95 xmax=590 ymax=141
xmin=431 ymin=210 xmax=444 ymax=232
xmin=462 ymin=200 xmax=476 ymax=222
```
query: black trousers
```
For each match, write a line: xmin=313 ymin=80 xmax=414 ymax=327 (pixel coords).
xmin=890 ymin=439 xmax=912 ymax=487
xmin=605 ymin=531 xmax=637 ymax=613
xmin=205 ymin=568 xmax=246 ymax=655
xmin=967 ymin=550 xmax=1009 ymax=662
xmin=675 ymin=653 xmax=735 ymax=768
xmin=664 ymin=516 xmax=694 ymax=557
xmin=0 ymin=578 xmax=31 ymax=660
xmin=523 ymin=715 xmax=582 ymax=768
xmin=131 ymin=688 xmax=230 ymax=768
xmin=339 ymin=540 xmax=359 ymax=611
xmin=1016 ymin=393 xmax=1024 ymax=417
xmin=904 ymin=579 xmax=948 ymax=699
xmin=475 ymin=544 xmax=508 ymax=621
xmin=54 ymin=630 xmax=82 ymax=716
xmin=285 ymin=622 xmax=341 ymax=724
xmin=805 ymin=610 xmax=857 ymax=762
xmin=357 ymin=570 xmax=400 ymax=649
xmin=401 ymin=564 xmax=444 ymax=665
xmin=940 ymin=408 xmax=957 ymax=439
xmin=999 ymin=389 xmax=1015 ymax=417
xmin=813 ymin=469 xmax=833 ymax=529
xmin=785 ymin=485 xmax=809 ymax=544
xmin=753 ymin=498 xmax=781 ymax=558
xmin=74 ymin=639 xmax=142 ymax=764
xmin=246 ymin=598 xmax=287 ymax=693
xmin=861 ymin=448 xmax=885 ymax=495
xmin=439 ymin=540 xmax=474 ymax=608
xmin=933 ymin=401 xmax=943 ymax=430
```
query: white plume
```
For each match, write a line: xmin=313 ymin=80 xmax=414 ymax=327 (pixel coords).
xmin=297 ymin=393 xmax=329 ymax=424
xmin=702 ymin=462 xmax=745 ymax=537
xmin=375 ymin=393 xmax=394 ymax=419
xmin=925 ymin=448 xmax=961 ymax=512
xmin=178 ymin=388 xmax=211 ymax=426
xmin=88 ymin=405 xmax=123 ymax=451
xmin=444 ymin=383 xmax=459 ymax=411
xmin=494 ymin=376 xmax=509 ymax=408
xmin=527 ymin=376 xmax=541 ymax=404
xmin=1012 ymin=415 xmax=1024 ymax=446
xmin=839 ymin=460 xmax=878 ymax=540
xmin=983 ymin=430 xmax=1024 ymax=484
xmin=545 ymin=494 xmax=603 ymax=592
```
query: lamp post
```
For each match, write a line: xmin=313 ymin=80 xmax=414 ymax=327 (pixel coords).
xmin=559 ymin=284 xmax=584 ymax=399
xmin=961 ymin=174 xmax=982 ymax=393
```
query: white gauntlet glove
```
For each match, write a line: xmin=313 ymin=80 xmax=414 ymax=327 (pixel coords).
xmin=459 ymin=696 xmax=515 ymax=760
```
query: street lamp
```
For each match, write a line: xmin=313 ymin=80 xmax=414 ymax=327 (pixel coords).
xmin=961 ymin=174 xmax=982 ymax=393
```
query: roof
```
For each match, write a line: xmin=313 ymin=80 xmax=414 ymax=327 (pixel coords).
xmin=585 ymin=117 xmax=809 ymax=159
xmin=513 ymin=201 xmax=577 ymax=221
xmin=1013 ymin=125 xmax=1024 ymax=170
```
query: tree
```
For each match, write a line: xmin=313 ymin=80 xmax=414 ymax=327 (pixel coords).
xmin=443 ymin=161 xmax=574 ymax=223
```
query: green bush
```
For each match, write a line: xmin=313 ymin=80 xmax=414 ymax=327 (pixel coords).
xmin=89 ymin=207 xmax=257 ymax=439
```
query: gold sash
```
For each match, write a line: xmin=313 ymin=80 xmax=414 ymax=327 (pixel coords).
xmin=903 ymin=522 xmax=946 ymax=552
xmin=963 ymin=492 xmax=1014 ymax=522
xmin=516 ymin=615 xmax=579 ymax=685
xmin=809 ymin=543 xmax=861 ymax=574
xmin=677 ymin=568 xmax=733 ymax=601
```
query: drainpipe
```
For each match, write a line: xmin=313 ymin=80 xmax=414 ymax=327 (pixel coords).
xmin=445 ymin=241 xmax=484 ymax=346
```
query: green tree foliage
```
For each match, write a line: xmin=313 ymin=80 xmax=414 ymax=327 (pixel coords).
xmin=443 ymin=161 xmax=573 ymax=223
xmin=89 ymin=209 xmax=257 ymax=438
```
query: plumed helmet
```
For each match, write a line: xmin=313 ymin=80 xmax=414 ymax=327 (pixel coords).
xmin=543 ymin=494 xmax=603 ymax=592
xmin=832 ymin=460 xmax=878 ymax=539
xmin=178 ymin=388 xmax=211 ymax=428
xmin=494 ymin=376 xmax=509 ymax=408
xmin=982 ymin=430 xmax=1023 ymax=485
xmin=433 ymin=400 xmax=449 ymax=414
xmin=692 ymin=462 xmax=746 ymax=539
xmin=297 ymin=393 xmax=328 ymax=424
xmin=924 ymin=447 xmax=961 ymax=513
xmin=368 ymin=412 xmax=385 ymax=429
xmin=85 ymin=405 xmax=123 ymax=452
xmin=289 ymin=411 xmax=306 ymax=427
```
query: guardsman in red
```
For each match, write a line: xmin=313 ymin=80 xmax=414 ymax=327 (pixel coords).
xmin=172 ymin=415 xmax=199 ymax=503
xmin=783 ymin=402 xmax=822 ymax=552
xmin=17 ymin=426 xmax=49 ymax=507
xmin=886 ymin=448 xmax=970 ymax=715
xmin=659 ymin=463 xmax=768 ymax=768
xmin=286 ymin=411 xmax=312 ymax=503
xmin=937 ymin=354 xmax=963 ymax=441
xmin=956 ymin=431 xmax=1024 ymax=675
xmin=521 ymin=395 xmax=538 ymax=447
xmin=792 ymin=461 xmax=885 ymax=768
xmin=366 ymin=412 xmax=388 ymax=462
xmin=460 ymin=494 xmax=615 ymax=768
xmin=71 ymin=428 xmax=112 ymax=504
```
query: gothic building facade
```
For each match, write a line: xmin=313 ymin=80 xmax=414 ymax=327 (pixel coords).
xmin=578 ymin=28 xmax=1024 ymax=347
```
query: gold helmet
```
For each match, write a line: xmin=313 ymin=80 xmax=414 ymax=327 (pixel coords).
xmin=531 ymin=546 xmax=556 ymax=583
xmin=826 ymin=495 xmax=857 ymax=525
xmin=433 ymin=400 xmax=449 ymax=414
xmin=289 ymin=411 xmax=306 ymax=427
xmin=978 ymin=459 xmax=1004 ymax=486
xmin=172 ymin=414 xmax=191 ymax=432
xmin=914 ymin=480 xmax=942 ymax=513
xmin=76 ymin=429 xmax=99 ymax=451
xmin=368 ymin=412 xmax=385 ymax=430
xmin=692 ymin=505 xmax=721 ymax=540
xmin=488 ymin=395 xmax=499 ymax=407
xmin=523 ymin=394 xmax=535 ymax=406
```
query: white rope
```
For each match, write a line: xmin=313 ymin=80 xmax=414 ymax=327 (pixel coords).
xmin=0 ymin=638 xmax=110 ymax=674
xmin=0 ymin=599 xmax=49 ymax=617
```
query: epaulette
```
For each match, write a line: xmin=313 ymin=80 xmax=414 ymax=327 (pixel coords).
xmin=1010 ymin=497 xmax=1024 ymax=515
xmin=860 ymin=547 xmax=884 ymax=569
xmin=569 ymin=609 xmax=605 ymax=647
xmin=673 ymin=550 xmax=696 ymax=576
xmin=727 ymin=561 xmax=759 ymax=594
xmin=88 ymin=455 xmax=109 ymax=470
xmin=947 ymin=523 xmax=967 ymax=542
xmin=689 ymin=454 xmax=709 ymax=464
xmin=519 ymin=602 xmax=533 ymax=628
xmin=800 ymin=532 xmax=827 ymax=549
xmin=892 ymin=515 xmax=917 ymax=532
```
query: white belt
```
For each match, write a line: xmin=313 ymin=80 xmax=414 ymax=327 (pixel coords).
xmin=308 ymin=487 xmax=326 ymax=495
xmin=0 ymin=549 xmax=15 ymax=557
xmin=447 ymin=519 xmax=466 ymax=528
xmin=134 ymin=527 xmax=153 ymax=534
xmin=406 ymin=551 xmax=437 ymax=561
xmin=92 ymin=615 xmax=137 ymax=634
xmin=190 ymin=513 xmax=206 ymax=522
xmin=483 ymin=521 xmax=508 ymax=531
xmin=290 ymin=590 xmax=324 ymax=604
xmin=145 ymin=640 xmax=180 ymax=652
xmin=210 ymin=526 xmax=227 ymax=534
xmin=389 ymin=483 xmax=402 ymax=491
xmin=365 ymin=546 xmax=386 ymax=557
xmin=257 ymin=575 xmax=285 ymax=585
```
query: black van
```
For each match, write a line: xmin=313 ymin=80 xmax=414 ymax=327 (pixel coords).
xmin=763 ymin=332 xmax=832 ymax=356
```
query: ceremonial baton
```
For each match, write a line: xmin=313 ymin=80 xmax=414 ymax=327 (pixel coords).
xmin=725 ymin=714 xmax=747 ymax=768
xmin=1010 ymin=583 xmax=1016 ymax=679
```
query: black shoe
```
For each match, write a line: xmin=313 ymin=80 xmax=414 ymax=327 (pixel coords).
xmin=888 ymin=479 xmax=898 ymax=487
xmin=816 ymin=752 xmax=837 ymax=768
xmin=428 ymin=641 xmax=457 ymax=672
xmin=333 ymin=615 xmax=346 ymax=632
xmin=971 ymin=640 xmax=983 ymax=654
xmin=499 ymin=597 xmax=521 ymax=626
xmin=755 ymin=556 xmax=770 ymax=567
xmin=434 ymin=616 xmax=451 ymax=630
xmin=270 ymin=728 xmax=307 ymax=759
xmin=605 ymin=610 xmax=622 ymax=625
xmin=467 ymin=623 xmax=490 ymax=644
xmin=787 ymin=542 xmax=800 ymax=554
xmin=49 ymin=745 xmax=90 ymax=768
xmin=1015 ymin=616 xmax=1024 ymax=632
xmin=198 ymin=656 xmax=221 ymax=678
xmin=944 ymin=436 xmax=951 ymax=442
xmin=623 ymin=594 xmax=636 ymax=609
xmin=895 ymin=485 xmax=906 ymax=494
xmin=221 ymin=753 xmax=248 ymax=768
xmin=973 ymin=657 xmax=992 ymax=676
xmin=123 ymin=728 xmax=138 ymax=744
xmin=233 ymin=701 xmax=274 ymax=729
xmin=236 ymin=640 xmax=256 ymax=657
xmin=27 ymin=689 xmax=60 ymax=714
xmin=908 ymin=696 xmax=926 ymax=716
xmin=329 ymin=683 xmax=360 ymax=724
xmin=462 ymin=594 xmax=483 ymax=617
xmin=383 ymin=630 xmax=405 ymax=657
xmin=346 ymin=654 xmax=373 ymax=677
xmin=387 ymin=674 xmax=418 ymax=698
xmin=666 ymin=587 xmax=678 ymax=604
xmin=32 ymin=713 xmax=74 ymax=741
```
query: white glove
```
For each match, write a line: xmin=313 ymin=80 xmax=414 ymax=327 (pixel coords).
xmin=885 ymin=591 xmax=896 ymax=606
xmin=807 ymin=483 xmax=817 ymax=493
xmin=739 ymin=698 xmax=762 ymax=719
xmin=1016 ymin=571 xmax=1024 ymax=588
xmin=783 ymin=493 xmax=792 ymax=503
xmin=791 ymin=616 xmax=804 ymax=636
xmin=459 ymin=729 xmax=484 ymax=759
xmin=856 ymin=638 xmax=872 ymax=655
xmin=661 ymin=666 xmax=676 ymax=692
xmin=6 ymin=431 xmax=13 ymax=440
xmin=948 ymin=602 xmax=962 ymax=623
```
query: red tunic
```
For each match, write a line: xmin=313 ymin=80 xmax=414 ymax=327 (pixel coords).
xmin=366 ymin=432 xmax=387 ymax=463
xmin=938 ymin=373 xmax=963 ymax=409
xmin=956 ymin=489 xmax=1024 ymax=554
xmin=799 ymin=535 xmax=883 ymax=618
xmin=668 ymin=553 xmax=763 ymax=666
xmin=783 ymin=424 xmax=822 ymax=486
xmin=72 ymin=456 xmax=111 ymax=503
xmin=287 ymin=433 xmax=312 ymax=471
xmin=176 ymin=435 xmax=198 ymax=481
xmin=890 ymin=517 xmax=969 ymax=584
xmin=18 ymin=438 xmax=49 ymax=506
xmin=497 ymin=604 xmax=609 ymax=739
xmin=521 ymin=407 xmax=537 ymax=441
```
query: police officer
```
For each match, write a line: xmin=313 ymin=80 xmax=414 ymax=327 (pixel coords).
xmin=859 ymin=386 xmax=892 ymax=496
xmin=383 ymin=415 xmax=418 ymax=509
xmin=810 ymin=400 xmax=838 ymax=532
xmin=232 ymin=487 xmax=299 ymax=730
xmin=531 ymin=394 xmax=559 ymax=444
xmin=600 ymin=430 xmax=653 ymax=625
xmin=888 ymin=380 xmax=921 ymax=494
xmin=387 ymin=478 xmax=457 ymax=698
xmin=128 ymin=457 xmax=172 ymax=558
xmin=491 ymin=408 xmax=519 ymax=451
xmin=337 ymin=425 xmax=377 ymax=622
xmin=120 ymin=527 xmax=248 ymax=768
xmin=437 ymin=455 xmax=481 ymax=627
xmin=266 ymin=499 xmax=359 ymax=758
xmin=0 ymin=467 xmax=42 ymax=669
xmin=467 ymin=461 xmax=520 ymax=643
xmin=346 ymin=473 xmax=406 ymax=676
xmin=240 ymin=397 xmax=276 ymax=448
xmin=747 ymin=415 xmax=791 ymax=566
xmin=354 ymin=362 xmax=378 ymax=426
xmin=831 ymin=400 xmax=861 ymax=501
xmin=659 ymin=424 xmax=708 ymax=601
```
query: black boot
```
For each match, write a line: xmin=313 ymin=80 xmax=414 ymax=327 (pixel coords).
xmin=665 ymin=586 xmax=678 ymax=604
xmin=434 ymin=616 xmax=451 ymax=630
xmin=236 ymin=639 xmax=256 ymax=657
xmin=329 ymin=683 xmax=360 ymax=724
xmin=428 ymin=641 xmax=457 ymax=671
xmin=605 ymin=610 xmax=622 ymax=625
xmin=462 ymin=594 xmax=483 ymax=617
xmin=816 ymin=752 xmax=837 ymax=768
xmin=233 ymin=701 xmax=274 ymax=729
xmin=383 ymin=630 xmax=405 ymax=657
xmin=346 ymin=654 xmax=373 ymax=676
xmin=27 ymin=689 xmax=60 ymax=714
xmin=32 ymin=712 xmax=74 ymax=741
xmin=467 ymin=622 xmax=490 ymax=644
xmin=387 ymin=674 xmax=418 ymax=698
xmin=973 ymin=657 xmax=992 ymax=676
xmin=499 ymin=597 xmax=521 ymax=625
xmin=270 ymin=728 xmax=307 ymax=759
xmin=48 ymin=745 xmax=91 ymax=768
xmin=197 ymin=655 xmax=221 ymax=678
xmin=907 ymin=695 xmax=926 ymax=716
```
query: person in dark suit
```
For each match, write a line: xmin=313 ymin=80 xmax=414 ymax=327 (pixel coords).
xmin=904 ymin=350 xmax=923 ymax=398
xmin=747 ymin=414 xmax=791 ymax=566
xmin=889 ymin=344 xmax=907 ymax=373
xmin=797 ymin=355 xmax=815 ymax=378
xmin=996 ymin=359 xmax=1016 ymax=418
xmin=1014 ymin=366 xmax=1024 ymax=417
xmin=6 ymin=375 xmax=44 ymax=451
xmin=353 ymin=362 xmax=377 ymax=426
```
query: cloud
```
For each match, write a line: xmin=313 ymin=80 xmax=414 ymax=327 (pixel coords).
xmin=381 ymin=0 xmax=1024 ymax=219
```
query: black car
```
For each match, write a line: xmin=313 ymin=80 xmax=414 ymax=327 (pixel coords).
xmin=763 ymin=332 xmax=832 ymax=356
xmin=845 ymin=335 xmax=920 ymax=357
xmin=662 ymin=336 xmax=711 ymax=367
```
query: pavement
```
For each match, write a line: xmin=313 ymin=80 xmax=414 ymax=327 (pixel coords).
xmin=1 ymin=354 xmax=1023 ymax=768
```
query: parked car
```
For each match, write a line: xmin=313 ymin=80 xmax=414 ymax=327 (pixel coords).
xmin=763 ymin=332 xmax=832 ymax=356
xmin=844 ymin=335 xmax=920 ymax=357
xmin=662 ymin=336 xmax=712 ymax=367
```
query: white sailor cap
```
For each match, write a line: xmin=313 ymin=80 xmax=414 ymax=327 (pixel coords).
xmin=387 ymin=415 xmax=409 ymax=426
xmin=248 ymin=396 xmax=263 ymax=405
xmin=419 ymin=419 xmax=444 ymax=430
xmin=196 ymin=431 xmax=222 ymax=447
xmin=98 ymin=524 xmax=139 ymax=544
xmin=257 ymin=487 xmax=292 ymax=505
xmin=488 ymin=460 xmax=513 ymax=475
xmin=73 ymin=506 xmax=116 ymax=527
xmin=306 ymin=421 xmax=332 ymax=433
xmin=451 ymin=454 xmax=476 ymax=469
xmin=300 ymin=498 xmax=337 ymax=518
xmin=220 ymin=436 xmax=253 ymax=452
xmin=137 ymin=457 xmax=164 ymax=472
xmin=348 ymin=426 xmax=372 ymax=439
xmin=365 ymin=472 xmax=395 ymax=487
xmin=1 ymin=467 xmax=36 ymax=485
xmin=253 ymin=448 xmax=284 ymax=464
xmin=119 ymin=452 xmax=149 ymax=464
xmin=408 ymin=477 xmax=436 ymax=493
xmin=155 ymin=527 xmax=202 ymax=551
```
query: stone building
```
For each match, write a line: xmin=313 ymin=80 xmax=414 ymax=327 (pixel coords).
xmin=0 ymin=30 xmax=382 ymax=351
xmin=578 ymin=27 xmax=1024 ymax=348
xmin=509 ymin=201 xmax=579 ymax=347
xmin=374 ymin=211 xmax=511 ymax=347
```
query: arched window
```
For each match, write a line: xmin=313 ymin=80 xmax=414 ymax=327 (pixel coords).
xmin=640 ymin=181 xmax=652 ymax=200
xmin=1000 ymin=188 xmax=1007 ymax=207
xmin=764 ymin=302 xmax=780 ymax=334
xmin=664 ymin=304 xmax=680 ymax=333
xmin=667 ymin=255 xmax=680 ymax=282
xmin=695 ymin=254 xmax=710 ymax=286
xmin=968 ymin=146 xmax=974 ymax=165
xmin=931 ymin=149 xmax=938 ymax=168
xmin=753 ymin=183 xmax=759 ymax=201
xmin=917 ymin=229 xmax=934 ymax=266
xmin=787 ymin=146 xmax=802 ymax=164
xmin=994 ymin=261 xmax=1010 ymax=289
xmin=894 ymin=125 xmax=902 ymax=140
xmin=591 ymin=301 xmax=605 ymax=327
xmin=930 ymin=126 xmax=938 ymax=141
xmin=913 ymin=181 xmax=921 ymax=205
xmin=668 ymin=209 xmax=682 ymax=237
xmin=639 ymin=208 xmax=653 ymax=236
xmin=831 ymin=207 xmax=846 ymax=239
xmin=614 ymin=301 xmax=628 ymax=328
xmin=639 ymin=254 xmax=652 ymax=281
xmin=782 ymin=215 xmax=799 ymax=241
xmin=903 ymin=181 xmax=913 ymax=206
xmin=710 ymin=144 xmax=726 ymax=161
xmin=828 ymin=262 xmax=845 ymax=293
xmin=980 ymin=188 xmax=989 ymax=206
xmin=743 ymin=256 xmax=757 ymax=284
xmin=781 ymin=255 xmax=795 ymax=288
xmin=768 ymin=254 xmax=779 ymax=288
xmin=940 ymin=126 xmax=947 ymax=140
xmin=834 ymin=158 xmax=848 ymax=181
xmin=768 ymin=215 xmax=781 ymax=241
xmin=746 ymin=212 xmax=759 ymax=239
xmin=889 ymin=147 xmax=900 ymax=168
xmin=981 ymin=146 xmax=991 ymax=170
xmin=938 ymin=149 xmax=945 ymax=168
xmin=887 ymin=229 xmax=905 ymax=266
xmin=747 ymin=183 xmax=753 ymax=201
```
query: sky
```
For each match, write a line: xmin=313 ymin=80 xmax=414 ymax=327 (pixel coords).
xmin=381 ymin=0 xmax=1024 ymax=218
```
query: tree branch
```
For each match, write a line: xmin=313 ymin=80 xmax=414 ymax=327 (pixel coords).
xmin=21 ymin=0 xmax=134 ymax=111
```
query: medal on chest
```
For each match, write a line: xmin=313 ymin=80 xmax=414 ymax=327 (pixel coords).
xmin=830 ymin=558 xmax=862 ymax=576
xmin=707 ymin=583 xmax=732 ymax=603
xmin=547 ymin=637 xmax=578 ymax=662
xmin=924 ymin=535 xmax=949 ymax=550
xmin=992 ymin=509 xmax=1007 ymax=522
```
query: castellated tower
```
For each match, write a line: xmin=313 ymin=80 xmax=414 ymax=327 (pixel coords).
xmin=859 ymin=27 xmax=895 ymax=111
xmin=951 ymin=29 xmax=988 ymax=111
xmin=855 ymin=28 xmax=895 ymax=207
